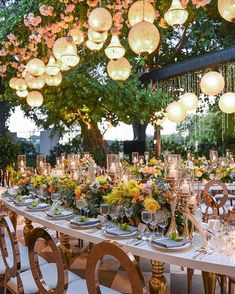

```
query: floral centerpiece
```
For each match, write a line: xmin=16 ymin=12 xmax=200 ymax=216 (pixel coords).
xmin=74 ymin=175 xmax=113 ymax=215
xmin=131 ymin=157 xmax=164 ymax=181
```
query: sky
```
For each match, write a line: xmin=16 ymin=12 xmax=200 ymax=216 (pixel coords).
xmin=8 ymin=106 xmax=177 ymax=141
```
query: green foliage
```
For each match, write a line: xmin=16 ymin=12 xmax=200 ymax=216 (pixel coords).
xmin=0 ymin=133 xmax=21 ymax=169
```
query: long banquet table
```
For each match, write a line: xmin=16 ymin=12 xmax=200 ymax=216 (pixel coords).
xmin=2 ymin=198 xmax=235 ymax=294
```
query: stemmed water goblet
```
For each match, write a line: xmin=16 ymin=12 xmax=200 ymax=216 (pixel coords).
xmin=76 ymin=199 xmax=85 ymax=215
xmin=109 ymin=205 xmax=119 ymax=226
xmin=141 ymin=210 xmax=152 ymax=240
xmin=124 ymin=205 xmax=134 ymax=221
xmin=155 ymin=210 xmax=168 ymax=237
xmin=150 ymin=212 xmax=159 ymax=240
xmin=100 ymin=204 xmax=110 ymax=229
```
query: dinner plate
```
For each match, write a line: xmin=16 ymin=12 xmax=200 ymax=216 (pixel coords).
xmin=70 ymin=217 xmax=101 ymax=230
xmin=47 ymin=211 xmax=74 ymax=220
xmin=103 ymin=230 xmax=138 ymax=239
xmin=151 ymin=241 xmax=191 ymax=252
xmin=26 ymin=203 xmax=50 ymax=212
xmin=14 ymin=199 xmax=33 ymax=206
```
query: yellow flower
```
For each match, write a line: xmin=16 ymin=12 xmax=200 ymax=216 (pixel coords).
xmin=144 ymin=197 xmax=160 ymax=212
xmin=196 ymin=171 xmax=202 ymax=177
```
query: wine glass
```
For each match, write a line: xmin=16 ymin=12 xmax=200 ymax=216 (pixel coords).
xmin=109 ymin=205 xmax=119 ymax=225
xmin=76 ymin=199 xmax=85 ymax=215
xmin=51 ymin=193 xmax=59 ymax=208
xmin=156 ymin=211 xmax=168 ymax=237
xmin=117 ymin=205 xmax=125 ymax=224
xmin=150 ymin=213 xmax=159 ymax=240
xmin=100 ymin=204 xmax=110 ymax=229
xmin=124 ymin=205 xmax=134 ymax=220
xmin=141 ymin=210 xmax=152 ymax=239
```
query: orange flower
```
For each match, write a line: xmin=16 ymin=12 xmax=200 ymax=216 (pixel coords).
xmin=132 ymin=194 xmax=144 ymax=204
xmin=22 ymin=178 xmax=29 ymax=185
xmin=102 ymin=184 xmax=108 ymax=189
xmin=48 ymin=185 xmax=56 ymax=193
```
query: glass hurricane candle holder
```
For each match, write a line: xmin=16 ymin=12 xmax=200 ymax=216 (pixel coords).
xmin=209 ymin=150 xmax=218 ymax=165
xmin=165 ymin=154 xmax=181 ymax=180
xmin=107 ymin=154 xmax=120 ymax=175
xmin=144 ymin=151 xmax=149 ymax=162
xmin=219 ymin=157 xmax=227 ymax=167
xmin=18 ymin=155 xmax=26 ymax=172
xmin=139 ymin=155 xmax=144 ymax=165
xmin=37 ymin=155 xmax=46 ymax=170
xmin=132 ymin=152 xmax=139 ymax=164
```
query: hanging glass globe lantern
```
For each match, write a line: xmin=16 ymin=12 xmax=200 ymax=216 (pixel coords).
xmin=164 ymin=0 xmax=188 ymax=26
xmin=14 ymin=78 xmax=27 ymax=91
xmin=16 ymin=90 xmax=29 ymax=98
xmin=88 ymin=28 xmax=108 ymax=44
xmin=45 ymin=72 xmax=62 ymax=86
xmin=59 ymin=37 xmax=79 ymax=67
xmin=105 ymin=28 xmax=125 ymax=60
xmin=86 ymin=40 xmax=104 ymax=51
xmin=26 ymin=74 xmax=45 ymax=90
xmin=218 ymin=0 xmax=235 ymax=22
xmin=46 ymin=56 xmax=60 ymax=76
xmin=128 ymin=0 xmax=155 ymax=27
xmin=69 ymin=28 xmax=84 ymax=45
xmin=200 ymin=71 xmax=225 ymax=96
xmin=53 ymin=36 xmax=77 ymax=60
xmin=166 ymin=101 xmax=187 ymax=123
xmin=26 ymin=58 xmax=46 ymax=76
xmin=27 ymin=91 xmax=43 ymax=107
xmin=219 ymin=92 xmax=235 ymax=114
xmin=9 ymin=77 xmax=18 ymax=89
xmin=56 ymin=59 xmax=70 ymax=71
xmin=107 ymin=57 xmax=131 ymax=81
xmin=179 ymin=92 xmax=198 ymax=111
xmin=88 ymin=7 xmax=113 ymax=32
xmin=128 ymin=21 xmax=160 ymax=55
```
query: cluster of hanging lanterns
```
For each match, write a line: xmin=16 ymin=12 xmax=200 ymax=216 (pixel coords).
xmin=9 ymin=0 xmax=235 ymax=109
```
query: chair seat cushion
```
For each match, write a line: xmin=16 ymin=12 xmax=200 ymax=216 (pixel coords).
xmin=67 ymin=279 xmax=121 ymax=294
xmin=8 ymin=263 xmax=80 ymax=293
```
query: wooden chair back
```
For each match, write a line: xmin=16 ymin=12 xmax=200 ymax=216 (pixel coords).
xmin=86 ymin=240 xmax=147 ymax=294
xmin=202 ymin=180 xmax=228 ymax=222
xmin=28 ymin=227 xmax=68 ymax=294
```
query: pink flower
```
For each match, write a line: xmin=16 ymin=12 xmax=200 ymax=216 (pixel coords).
xmin=0 ymin=49 xmax=8 ymax=56
xmin=0 ymin=65 xmax=7 ymax=73
xmin=65 ymin=4 xmax=75 ymax=14
xmin=192 ymin=0 xmax=211 ymax=8
xmin=181 ymin=0 xmax=189 ymax=8
xmin=7 ymin=33 xmax=17 ymax=42
xmin=39 ymin=5 xmax=54 ymax=16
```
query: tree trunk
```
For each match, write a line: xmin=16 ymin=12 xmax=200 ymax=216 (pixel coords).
xmin=154 ymin=124 xmax=161 ymax=159
xmin=80 ymin=120 xmax=109 ymax=166
xmin=0 ymin=101 xmax=10 ymax=137
xmin=132 ymin=120 xmax=148 ymax=141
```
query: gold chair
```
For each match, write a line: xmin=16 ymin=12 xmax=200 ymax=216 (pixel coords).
xmin=86 ymin=240 xmax=147 ymax=294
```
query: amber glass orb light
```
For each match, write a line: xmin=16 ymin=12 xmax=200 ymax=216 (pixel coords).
xmin=27 ymin=91 xmax=43 ymax=107
xmin=46 ymin=56 xmax=60 ymax=76
xmin=86 ymin=40 xmax=104 ymax=51
xmin=164 ymin=0 xmax=188 ymax=26
xmin=16 ymin=90 xmax=29 ymax=98
xmin=128 ymin=21 xmax=160 ymax=55
xmin=180 ymin=92 xmax=198 ymax=111
xmin=219 ymin=92 xmax=235 ymax=114
xmin=167 ymin=101 xmax=187 ymax=122
xmin=14 ymin=78 xmax=27 ymax=91
xmin=88 ymin=28 xmax=108 ymax=43
xmin=200 ymin=71 xmax=225 ymax=96
xmin=26 ymin=74 xmax=45 ymax=90
xmin=107 ymin=57 xmax=131 ymax=81
xmin=26 ymin=58 xmax=46 ymax=76
xmin=105 ymin=28 xmax=125 ymax=60
xmin=218 ymin=0 xmax=235 ymax=22
xmin=69 ymin=28 xmax=84 ymax=45
xmin=45 ymin=72 xmax=62 ymax=86
xmin=9 ymin=77 xmax=18 ymax=89
xmin=128 ymin=0 xmax=155 ymax=27
xmin=88 ymin=7 xmax=113 ymax=32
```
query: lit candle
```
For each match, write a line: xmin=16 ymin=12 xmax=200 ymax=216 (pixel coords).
xmin=140 ymin=158 xmax=144 ymax=164
xmin=39 ymin=161 xmax=43 ymax=168
xmin=188 ymin=160 xmax=194 ymax=169
xmin=133 ymin=157 xmax=138 ymax=164
xmin=189 ymin=195 xmax=197 ymax=205
xmin=181 ymin=181 xmax=190 ymax=194
xmin=110 ymin=162 xmax=117 ymax=173
xmin=212 ymin=155 xmax=216 ymax=162
xmin=20 ymin=160 xmax=24 ymax=167
xmin=169 ymin=168 xmax=177 ymax=178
